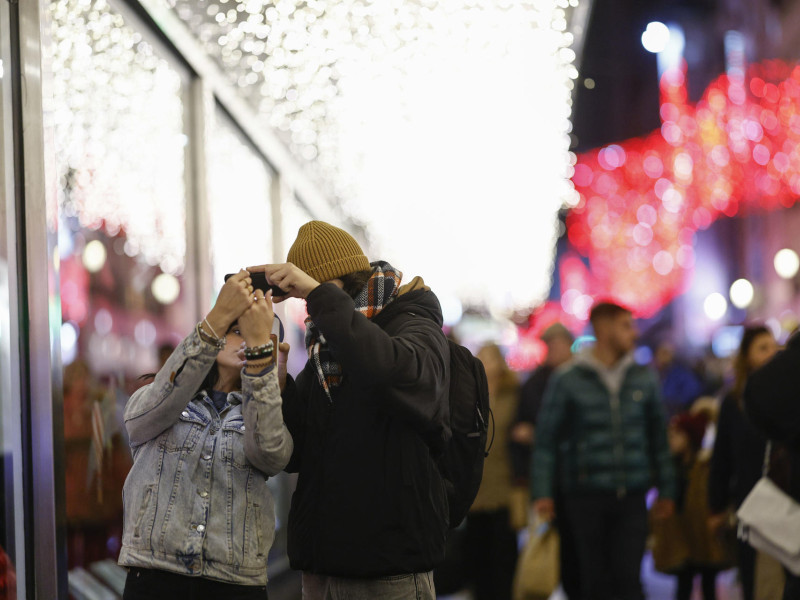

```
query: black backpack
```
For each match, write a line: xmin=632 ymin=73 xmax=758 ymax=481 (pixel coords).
xmin=438 ymin=339 xmax=492 ymax=528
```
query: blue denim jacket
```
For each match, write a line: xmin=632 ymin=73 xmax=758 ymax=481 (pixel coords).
xmin=117 ymin=328 xmax=293 ymax=585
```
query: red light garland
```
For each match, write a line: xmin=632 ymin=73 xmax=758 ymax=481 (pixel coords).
xmin=567 ymin=60 xmax=800 ymax=317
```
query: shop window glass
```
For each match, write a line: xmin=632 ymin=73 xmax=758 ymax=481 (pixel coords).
xmin=281 ymin=196 xmax=314 ymax=257
xmin=47 ymin=0 xmax=190 ymax=586
xmin=207 ymin=105 xmax=273 ymax=292
xmin=206 ymin=106 xmax=298 ymax=576
xmin=280 ymin=197 xmax=315 ymax=375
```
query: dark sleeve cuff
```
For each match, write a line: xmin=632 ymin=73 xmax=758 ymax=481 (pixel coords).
xmin=305 ymin=283 xmax=330 ymax=304
xmin=305 ymin=282 xmax=354 ymax=321
xmin=243 ymin=364 xmax=276 ymax=379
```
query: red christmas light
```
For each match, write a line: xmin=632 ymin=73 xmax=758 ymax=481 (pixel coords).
xmin=567 ymin=60 xmax=800 ymax=317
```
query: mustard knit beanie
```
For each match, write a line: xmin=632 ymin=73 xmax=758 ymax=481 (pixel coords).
xmin=287 ymin=221 xmax=371 ymax=282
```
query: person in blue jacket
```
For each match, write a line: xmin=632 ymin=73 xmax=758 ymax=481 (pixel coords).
xmin=532 ymin=301 xmax=676 ymax=600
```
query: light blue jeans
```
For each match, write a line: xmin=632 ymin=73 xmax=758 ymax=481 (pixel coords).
xmin=302 ymin=571 xmax=436 ymax=600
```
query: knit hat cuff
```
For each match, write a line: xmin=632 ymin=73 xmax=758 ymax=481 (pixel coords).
xmin=303 ymin=254 xmax=371 ymax=282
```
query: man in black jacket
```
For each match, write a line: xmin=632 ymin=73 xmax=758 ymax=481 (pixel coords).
xmin=254 ymin=221 xmax=450 ymax=599
xmin=744 ymin=331 xmax=800 ymax=599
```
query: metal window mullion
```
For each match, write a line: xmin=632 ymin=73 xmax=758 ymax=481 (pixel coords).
xmin=270 ymin=172 xmax=285 ymax=264
xmin=133 ymin=0 xmax=336 ymax=224
xmin=186 ymin=77 xmax=213 ymax=320
xmin=0 ymin=0 xmax=27 ymax=596
xmin=14 ymin=0 xmax=67 ymax=596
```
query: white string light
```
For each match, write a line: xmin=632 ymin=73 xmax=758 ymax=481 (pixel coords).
xmin=165 ymin=0 xmax=579 ymax=313
xmin=48 ymin=0 xmax=187 ymax=275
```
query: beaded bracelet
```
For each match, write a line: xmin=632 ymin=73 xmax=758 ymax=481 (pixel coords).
xmin=196 ymin=322 xmax=225 ymax=349
xmin=244 ymin=340 xmax=274 ymax=360
xmin=246 ymin=349 xmax=274 ymax=362
xmin=245 ymin=357 xmax=274 ymax=370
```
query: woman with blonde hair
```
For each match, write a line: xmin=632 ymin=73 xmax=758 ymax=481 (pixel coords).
xmin=465 ymin=343 xmax=520 ymax=600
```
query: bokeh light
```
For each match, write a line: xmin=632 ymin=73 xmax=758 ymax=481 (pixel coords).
xmin=774 ymin=248 xmax=800 ymax=279
xmin=641 ymin=21 xmax=670 ymax=54
xmin=729 ymin=278 xmax=754 ymax=309
xmin=151 ymin=273 xmax=181 ymax=304
xmin=703 ymin=292 xmax=728 ymax=321
xmin=81 ymin=240 xmax=107 ymax=273
xmin=60 ymin=321 xmax=79 ymax=364
xmin=568 ymin=60 xmax=800 ymax=317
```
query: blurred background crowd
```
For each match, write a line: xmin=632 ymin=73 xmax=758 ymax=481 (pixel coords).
xmin=4 ymin=0 xmax=800 ymax=597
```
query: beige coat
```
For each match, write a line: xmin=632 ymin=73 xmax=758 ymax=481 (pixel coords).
xmin=470 ymin=385 xmax=519 ymax=513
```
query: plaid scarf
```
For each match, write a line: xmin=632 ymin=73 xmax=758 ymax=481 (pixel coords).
xmin=305 ymin=261 xmax=402 ymax=401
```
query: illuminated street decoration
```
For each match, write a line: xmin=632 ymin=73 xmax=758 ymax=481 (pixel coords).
xmin=568 ymin=60 xmax=800 ymax=317
xmin=163 ymin=0 xmax=580 ymax=312
xmin=207 ymin=108 xmax=274 ymax=289
xmin=48 ymin=0 xmax=187 ymax=275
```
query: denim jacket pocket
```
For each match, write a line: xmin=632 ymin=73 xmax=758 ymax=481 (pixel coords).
xmin=131 ymin=483 xmax=156 ymax=549
xmin=162 ymin=406 xmax=208 ymax=453
xmin=222 ymin=416 xmax=248 ymax=469
xmin=240 ymin=499 xmax=268 ymax=567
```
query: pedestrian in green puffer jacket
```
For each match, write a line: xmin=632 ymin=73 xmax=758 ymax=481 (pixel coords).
xmin=531 ymin=302 xmax=676 ymax=600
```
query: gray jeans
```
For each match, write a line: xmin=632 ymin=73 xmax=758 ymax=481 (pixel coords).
xmin=302 ymin=571 xmax=436 ymax=600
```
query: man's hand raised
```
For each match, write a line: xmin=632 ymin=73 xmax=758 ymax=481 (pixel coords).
xmin=534 ymin=498 xmax=555 ymax=522
xmin=246 ymin=263 xmax=320 ymax=303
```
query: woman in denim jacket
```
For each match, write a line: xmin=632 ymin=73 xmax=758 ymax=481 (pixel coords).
xmin=119 ymin=270 xmax=293 ymax=599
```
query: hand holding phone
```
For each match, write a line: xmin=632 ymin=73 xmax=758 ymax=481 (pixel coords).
xmin=245 ymin=263 xmax=321 ymax=302
xmin=224 ymin=271 xmax=287 ymax=297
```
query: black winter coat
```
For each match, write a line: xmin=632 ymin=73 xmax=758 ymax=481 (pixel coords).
xmin=281 ymin=281 xmax=451 ymax=577
xmin=708 ymin=392 xmax=767 ymax=513
xmin=744 ymin=333 xmax=800 ymax=504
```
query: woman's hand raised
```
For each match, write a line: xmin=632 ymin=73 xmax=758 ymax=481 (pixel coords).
xmin=204 ymin=270 xmax=254 ymax=338
xmin=238 ymin=289 xmax=274 ymax=348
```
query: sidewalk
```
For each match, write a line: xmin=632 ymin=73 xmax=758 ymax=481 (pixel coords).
xmin=440 ymin=552 xmax=744 ymax=600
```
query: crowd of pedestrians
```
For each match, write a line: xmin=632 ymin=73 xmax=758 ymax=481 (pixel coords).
xmin=464 ymin=308 xmax=798 ymax=600
xmin=111 ymin=219 xmax=800 ymax=600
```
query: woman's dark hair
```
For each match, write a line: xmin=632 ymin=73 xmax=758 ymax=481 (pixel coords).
xmin=733 ymin=324 xmax=771 ymax=404
xmin=339 ymin=269 xmax=374 ymax=299
xmin=139 ymin=362 xmax=232 ymax=394
xmin=199 ymin=362 xmax=221 ymax=394
xmin=139 ymin=323 xmax=241 ymax=393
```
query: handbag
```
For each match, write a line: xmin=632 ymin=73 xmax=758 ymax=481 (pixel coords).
xmin=737 ymin=441 xmax=800 ymax=575
xmin=512 ymin=514 xmax=560 ymax=600
xmin=509 ymin=486 xmax=531 ymax=531
xmin=650 ymin=511 xmax=690 ymax=574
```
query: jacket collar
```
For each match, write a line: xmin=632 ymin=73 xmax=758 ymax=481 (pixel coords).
xmin=573 ymin=348 xmax=636 ymax=396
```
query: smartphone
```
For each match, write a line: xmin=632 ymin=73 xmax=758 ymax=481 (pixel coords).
xmin=272 ymin=313 xmax=285 ymax=343
xmin=224 ymin=271 xmax=287 ymax=297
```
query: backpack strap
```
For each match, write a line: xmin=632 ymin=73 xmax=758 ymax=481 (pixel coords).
xmin=763 ymin=440 xmax=773 ymax=479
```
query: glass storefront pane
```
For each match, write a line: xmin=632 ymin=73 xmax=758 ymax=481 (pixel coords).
xmin=208 ymin=105 xmax=273 ymax=293
xmin=0 ymin=3 xmax=24 ymax=597
xmin=280 ymin=197 xmax=314 ymax=376
xmin=206 ymin=105 xmax=297 ymax=576
xmin=281 ymin=197 xmax=314 ymax=259
xmin=47 ymin=0 xmax=190 ymax=584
